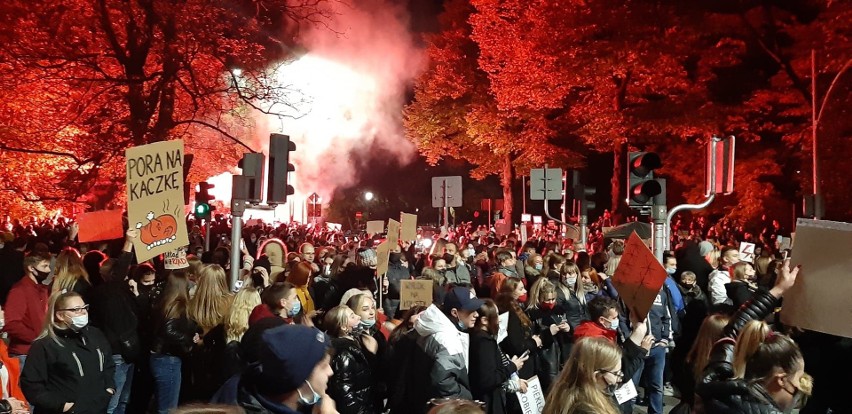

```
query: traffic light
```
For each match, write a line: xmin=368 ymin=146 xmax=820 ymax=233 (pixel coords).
xmin=627 ymin=151 xmax=663 ymax=207
xmin=268 ymin=133 xmax=295 ymax=204
xmin=194 ymin=181 xmax=215 ymax=219
xmin=237 ymin=152 xmax=265 ymax=203
xmin=575 ymin=184 xmax=597 ymax=216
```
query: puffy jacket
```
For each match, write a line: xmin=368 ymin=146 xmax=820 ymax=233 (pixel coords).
xmin=150 ymin=316 xmax=200 ymax=357
xmin=696 ymin=289 xmax=783 ymax=414
xmin=414 ymin=305 xmax=472 ymax=400
xmin=327 ymin=337 xmax=379 ymax=414
xmin=21 ymin=326 xmax=116 ymax=414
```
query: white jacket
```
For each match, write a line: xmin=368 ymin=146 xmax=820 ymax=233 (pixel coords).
xmin=708 ymin=269 xmax=732 ymax=305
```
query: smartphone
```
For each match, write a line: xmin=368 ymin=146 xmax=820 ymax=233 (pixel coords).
xmin=520 ymin=350 xmax=530 ymax=359
xmin=782 ymin=250 xmax=789 ymax=260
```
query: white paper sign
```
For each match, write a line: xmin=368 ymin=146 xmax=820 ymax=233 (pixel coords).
xmin=615 ymin=379 xmax=639 ymax=405
xmin=738 ymin=242 xmax=756 ymax=263
xmin=497 ymin=312 xmax=509 ymax=344
xmin=163 ymin=248 xmax=189 ymax=270
xmin=516 ymin=376 xmax=545 ymax=414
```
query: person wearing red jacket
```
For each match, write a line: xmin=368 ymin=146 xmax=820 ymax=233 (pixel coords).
xmin=3 ymin=252 xmax=51 ymax=366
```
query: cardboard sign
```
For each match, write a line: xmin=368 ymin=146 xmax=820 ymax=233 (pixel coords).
xmin=400 ymin=279 xmax=433 ymax=310
xmin=615 ymin=380 xmax=639 ymax=405
xmin=400 ymin=213 xmax=417 ymax=241
xmin=516 ymin=375 xmax=546 ymax=414
xmin=520 ymin=224 xmax=528 ymax=243
xmin=781 ymin=219 xmax=852 ymax=338
xmin=387 ymin=219 xmax=400 ymax=246
xmin=76 ymin=210 xmax=124 ymax=243
xmin=125 ymin=140 xmax=189 ymax=263
xmin=164 ymin=248 xmax=189 ymax=270
xmin=366 ymin=220 xmax=384 ymax=235
xmin=739 ymin=242 xmax=756 ymax=263
xmin=611 ymin=231 xmax=668 ymax=319
xmin=376 ymin=241 xmax=390 ymax=277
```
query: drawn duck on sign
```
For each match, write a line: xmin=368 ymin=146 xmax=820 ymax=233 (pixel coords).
xmin=136 ymin=211 xmax=178 ymax=250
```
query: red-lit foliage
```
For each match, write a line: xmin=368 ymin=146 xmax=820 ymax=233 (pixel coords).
xmin=0 ymin=0 xmax=332 ymax=214
xmin=408 ymin=0 xmax=852 ymax=224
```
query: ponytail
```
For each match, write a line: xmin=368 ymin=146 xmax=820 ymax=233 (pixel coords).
xmin=733 ymin=320 xmax=803 ymax=380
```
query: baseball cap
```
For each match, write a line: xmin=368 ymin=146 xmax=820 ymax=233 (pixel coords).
xmin=442 ymin=286 xmax=484 ymax=312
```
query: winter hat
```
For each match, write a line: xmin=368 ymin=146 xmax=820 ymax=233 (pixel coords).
xmin=356 ymin=247 xmax=377 ymax=268
xmin=257 ymin=324 xmax=330 ymax=394
xmin=699 ymin=241 xmax=715 ymax=257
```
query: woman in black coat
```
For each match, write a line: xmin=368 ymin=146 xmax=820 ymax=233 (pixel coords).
xmin=21 ymin=291 xmax=116 ymax=414
xmin=469 ymin=299 xmax=525 ymax=414
xmin=526 ymin=279 xmax=572 ymax=391
xmin=323 ymin=305 xmax=380 ymax=414
xmin=495 ymin=278 xmax=541 ymax=381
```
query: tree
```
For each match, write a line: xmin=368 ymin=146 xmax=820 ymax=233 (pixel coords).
xmin=0 ymin=0 xmax=332 ymax=211
xmin=405 ymin=0 xmax=577 ymax=223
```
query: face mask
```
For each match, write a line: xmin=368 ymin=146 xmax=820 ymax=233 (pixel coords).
xmin=666 ymin=267 xmax=676 ymax=275
xmin=359 ymin=318 xmax=376 ymax=328
xmin=467 ymin=248 xmax=475 ymax=257
xmin=70 ymin=314 xmax=88 ymax=330
xmin=535 ymin=264 xmax=543 ymax=271
xmin=456 ymin=320 xmax=468 ymax=331
xmin=287 ymin=299 xmax=302 ymax=317
xmin=33 ymin=268 xmax=50 ymax=283
xmin=540 ymin=302 xmax=555 ymax=311
xmin=297 ymin=380 xmax=321 ymax=406
xmin=564 ymin=275 xmax=577 ymax=286
xmin=389 ymin=252 xmax=402 ymax=264
xmin=603 ymin=318 xmax=619 ymax=331
xmin=682 ymin=283 xmax=694 ymax=289
xmin=603 ymin=379 xmax=618 ymax=396
xmin=517 ymin=294 xmax=528 ymax=304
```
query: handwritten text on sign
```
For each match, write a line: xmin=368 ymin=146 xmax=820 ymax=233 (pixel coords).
xmin=400 ymin=280 xmax=433 ymax=310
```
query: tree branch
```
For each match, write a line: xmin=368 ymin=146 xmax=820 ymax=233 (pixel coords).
xmin=171 ymin=120 xmax=256 ymax=152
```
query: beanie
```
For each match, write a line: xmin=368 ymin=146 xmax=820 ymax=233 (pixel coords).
xmin=257 ymin=325 xmax=330 ymax=395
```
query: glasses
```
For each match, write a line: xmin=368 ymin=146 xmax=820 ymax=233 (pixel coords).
xmin=59 ymin=304 xmax=89 ymax=314
xmin=601 ymin=370 xmax=625 ymax=383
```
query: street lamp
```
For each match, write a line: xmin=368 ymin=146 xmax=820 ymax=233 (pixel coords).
xmin=364 ymin=191 xmax=374 ymax=202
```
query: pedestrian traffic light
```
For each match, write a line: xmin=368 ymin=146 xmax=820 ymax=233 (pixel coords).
xmin=627 ymin=151 xmax=662 ymax=207
xmin=194 ymin=181 xmax=214 ymax=219
xmin=575 ymin=184 xmax=597 ymax=216
xmin=268 ymin=133 xmax=295 ymax=204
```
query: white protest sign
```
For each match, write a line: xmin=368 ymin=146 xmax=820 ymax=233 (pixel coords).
xmin=366 ymin=220 xmax=384 ymax=235
xmin=163 ymin=248 xmax=189 ymax=270
xmin=615 ymin=379 xmax=639 ymax=405
xmin=516 ymin=375 xmax=545 ymax=414
xmin=738 ymin=242 xmax=756 ymax=263
xmin=400 ymin=279 xmax=433 ymax=310
xmin=497 ymin=312 xmax=509 ymax=344
xmin=781 ymin=219 xmax=852 ymax=338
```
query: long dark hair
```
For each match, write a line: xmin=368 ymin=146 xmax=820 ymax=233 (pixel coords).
xmin=157 ymin=270 xmax=190 ymax=320
xmin=495 ymin=278 xmax=531 ymax=332
xmin=389 ymin=305 xmax=428 ymax=344
xmin=474 ymin=299 xmax=500 ymax=336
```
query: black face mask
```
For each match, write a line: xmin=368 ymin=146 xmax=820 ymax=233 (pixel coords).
xmin=389 ymin=252 xmax=402 ymax=264
xmin=138 ymin=284 xmax=155 ymax=296
xmin=32 ymin=267 xmax=50 ymax=283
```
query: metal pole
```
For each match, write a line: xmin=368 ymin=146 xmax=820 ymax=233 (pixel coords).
xmin=579 ymin=214 xmax=588 ymax=250
xmin=665 ymin=138 xmax=718 ymax=251
xmin=230 ymin=199 xmax=247 ymax=291
xmin=522 ymin=176 xmax=527 ymax=215
xmin=204 ymin=220 xmax=211 ymax=252
xmin=652 ymin=205 xmax=667 ymax=262
xmin=488 ymin=200 xmax=492 ymax=229
xmin=442 ymin=179 xmax=449 ymax=231
xmin=812 ymin=49 xmax=821 ymax=219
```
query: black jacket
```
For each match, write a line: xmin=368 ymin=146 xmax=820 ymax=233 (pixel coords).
xmin=386 ymin=329 xmax=423 ymax=414
xmin=469 ymin=330 xmax=516 ymax=414
xmin=547 ymin=273 xmax=589 ymax=330
xmin=150 ymin=316 xmax=200 ymax=357
xmin=526 ymin=305 xmax=571 ymax=391
xmin=725 ymin=281 xmax=756 ymax=310
xmin=696 ymin=289 xmax=783 ymax=414
xmin=327 ymin=337 xmax=379 ymax=414
xmin=498 ymin=308 xmax=538 ymax=380
xmin=88 ymin=279 xmax=139 ymax=359
xmin=21 ymin=326 xmax=116 ymax=414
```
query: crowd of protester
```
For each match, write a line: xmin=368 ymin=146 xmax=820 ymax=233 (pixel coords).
xmin=0 ymin=212 xmax=848 ymax=414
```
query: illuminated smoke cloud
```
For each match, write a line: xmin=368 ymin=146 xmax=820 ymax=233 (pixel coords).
xmin=254 ymin=0 xmax=423 ymax=205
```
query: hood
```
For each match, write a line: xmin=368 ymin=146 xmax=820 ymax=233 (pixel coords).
xmin=415 ymin=304 xmax=458 ymax=337
xmin=573 ymin=320 xmax=617 ymax=343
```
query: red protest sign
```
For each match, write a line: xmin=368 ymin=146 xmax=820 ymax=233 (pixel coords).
xmin=611 ymin=231 xmax=668 ymax=319
xmin=77 ymin=210 xmax=124 ymax=243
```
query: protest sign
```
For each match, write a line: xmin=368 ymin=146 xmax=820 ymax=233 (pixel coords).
xmin=387 ymin=219 xmax=400 ymax=246
xmin=610 ymin=231 xmax=668 ymax=319
xmin=376 ymin=241 xmax=390 ymax=277
xmin=125 ymin=140 xmax=189 ymax=263
xmin=366 ymin=220 xmax=384 ymax=235
xmin=76 ymin=210 xmax=124 ymax=243
xmin=781 ymin=219 xmax=852 ymax=338
xmin=498 ymin=312 xmax=509 ymax=343
xmin=400 ymin=213 xmax=417 ymax=241
xmin=164 ymin=248 xmax=189 ymax=270
xmin=739 ymin=242 xmax=756 ymax=263
xmin=516 ymin=376 xmax=545 ymax=414
xmin=400 ymin=279 xmax=433 ymax=310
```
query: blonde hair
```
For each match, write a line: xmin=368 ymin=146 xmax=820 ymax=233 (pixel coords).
xmin=323 ymin=305 xmax=354 ymax=338
xmin=543 ymin=337 xmax=621 ymax=414
xmin=224 ymin=286 xmax=261 ymax=343
xmin=38 ymin=290 xmax=83 ymax=346
xmin=733 ymin=320 xmax=773 ymax=378
xmin=686 ymin=314 xmax=730 ymax=380
xmin=52 ymin=248 xmax=90 ymax=294
xmin=187 ymin=264 xmax=233 ymax=332
xmin=528 ymin=278 xmax=556 ymax=309
xmin=604 ymin=255 xmax=621 ymax=277
xmin=559 ymin=261 xmax=585 ymax=305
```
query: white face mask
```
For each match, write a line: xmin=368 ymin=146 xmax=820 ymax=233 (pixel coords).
xmin=70 ymin=314 xmax=88 ymax=330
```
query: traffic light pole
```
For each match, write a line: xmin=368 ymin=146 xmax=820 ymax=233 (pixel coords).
xmin=652 ymin=204 xmax=667 ymax=262
xmin=229 ymin=198 xmax=247 ymax=291
xmin=204 ymin=220 xmax=211 ymax=253
xmin=442 ymin=179 xmax=449 ymax=231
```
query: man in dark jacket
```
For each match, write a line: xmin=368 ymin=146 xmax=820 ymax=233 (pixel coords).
xmin=383 ymin=244 xmax=410 ymax=318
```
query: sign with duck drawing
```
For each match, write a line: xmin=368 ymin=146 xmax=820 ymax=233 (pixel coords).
xmin=125 ymin=140 xmax=189 ymax=263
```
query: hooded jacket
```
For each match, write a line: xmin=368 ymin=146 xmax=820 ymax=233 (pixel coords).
xmin=21 ymin=326 xmax=116 ymax=414
xmin=414 ymin=305 xmax=472 ymax=401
